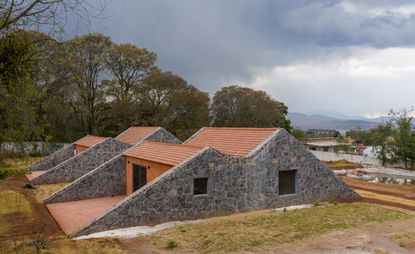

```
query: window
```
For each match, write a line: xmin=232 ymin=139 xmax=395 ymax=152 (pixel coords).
xmin=193 ymin=178 xmax=208 ymax=195
xmin=279 ymin=170 xmax=297 ymax=195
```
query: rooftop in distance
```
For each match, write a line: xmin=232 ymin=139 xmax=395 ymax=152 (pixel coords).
xmin=73 ymin=135 xmax=106 ymax=148
xmin=115 ymin=126 xmax=160 ymax=145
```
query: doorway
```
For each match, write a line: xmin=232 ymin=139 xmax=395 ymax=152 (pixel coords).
xmin=132 ymin=164 xmax=147 ymax=192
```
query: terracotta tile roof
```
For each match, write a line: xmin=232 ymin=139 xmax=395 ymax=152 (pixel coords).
xmin=73 ymin=135 xmax=106 ymax=148
xmin=115 ymin=126 xmax=160 ymax=145
xmin=185 ymin=127 xmax=278 ymax=156
xmin=123 ymin=141 xmax=203 ymax=166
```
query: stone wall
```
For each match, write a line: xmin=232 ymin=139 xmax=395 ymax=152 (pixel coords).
xmin=45 ymin=155 xmax=126 ymax=203
xmin=27 ymin=144 xmax=75 ymax=172
xmin=144 ymin=128 xmax=182 ymax=144
xmin=31 ymin=138 xmax=131 ymax=185
xmin=74 ymin=129 xmax=358 ymax=236
xmin=1 ymin=142 xmax=67 ymax=156
xmin=42 ymin=128 xmax=181 ymax=202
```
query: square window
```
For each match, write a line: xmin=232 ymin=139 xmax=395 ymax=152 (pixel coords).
xmin=279 ymin=170 xmax=297 ymax=195
xmin=194 ymin=178 xmax=208 ymax=195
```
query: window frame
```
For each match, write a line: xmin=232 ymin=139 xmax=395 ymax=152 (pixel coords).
xmin=278 ymin=169 xmax=298 ymax=196
xmin=193 ymin=177 xmax=209 ymax=196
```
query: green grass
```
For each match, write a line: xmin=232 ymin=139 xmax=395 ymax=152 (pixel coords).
xmin=150 ymin=203 xmax=413 ymax=253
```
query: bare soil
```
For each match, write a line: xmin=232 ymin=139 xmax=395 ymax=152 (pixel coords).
xmin=343 ymin=177 xmax=415 ymax=200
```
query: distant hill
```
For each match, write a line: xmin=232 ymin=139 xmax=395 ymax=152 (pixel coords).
xmin=287 ymin=112 xmax=388 ymax=131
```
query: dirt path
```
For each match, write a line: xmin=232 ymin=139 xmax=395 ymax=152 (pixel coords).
xmin=343 ymin=177 xmax=415 ymax=200
xmin=0 ymin=174 xmax=63 ymax=242
xmin=250 ymin=214 xmax=415 ymax=254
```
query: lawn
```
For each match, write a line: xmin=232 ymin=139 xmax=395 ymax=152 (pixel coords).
xmin=323 ymin=159 xmax=363 ymax=170
xmin=150 ymin=203 xmax=413 ymax=253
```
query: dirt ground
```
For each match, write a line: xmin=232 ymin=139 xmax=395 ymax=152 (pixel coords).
xmin=342 ymin=177 xmax=415 ymax=200
xmin=255 ymin=213 xmax=415 ymax=254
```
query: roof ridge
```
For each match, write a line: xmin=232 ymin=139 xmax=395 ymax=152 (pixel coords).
xmin=204 ymin=127 xmax=278 ymax=130
xmin=144 ymin=141 xmax=203 ymax=149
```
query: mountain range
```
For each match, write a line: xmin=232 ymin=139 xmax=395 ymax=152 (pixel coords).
xmin=287 ymin=112 xmax=389 ymax=131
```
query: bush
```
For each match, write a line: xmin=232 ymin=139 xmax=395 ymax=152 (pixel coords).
xmin=166 ymin=240 xmax=178 ymax=249
xmin=0 ymin=168 xmax=13 ymax=179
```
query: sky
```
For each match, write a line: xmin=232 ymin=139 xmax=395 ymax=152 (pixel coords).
xmin=67 ymin=0 xmax=415 ymax=118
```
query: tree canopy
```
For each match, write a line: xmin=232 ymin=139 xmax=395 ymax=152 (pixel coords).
xmin=211 ymin=85 xmax=291 ymax=130
xmin=0 ymin=29 xmax=292 ymax=144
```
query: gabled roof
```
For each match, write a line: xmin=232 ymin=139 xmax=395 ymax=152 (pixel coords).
xmin=123 ymin=141 xmax=202 ymax=166
xmin=73 ymin=135 xmax=106 ymax=148
xmin=185 ymin=127 xmax=278 ymax=156
xmin=115 ymin=126 xmax=160 ymax=145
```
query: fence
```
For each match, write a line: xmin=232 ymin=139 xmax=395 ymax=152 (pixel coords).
xmin=0 ymin=142 xmax=67 ymax=156
xmin=310 ymin=150 xmax=406 ymax=168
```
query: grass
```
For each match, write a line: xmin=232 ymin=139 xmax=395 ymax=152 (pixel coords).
xmin=0 ymin=238 xmax=126 ymax=254
xmin=150 ymin=203 xmax=412 ymax=253
xmin=0 ymin=190 xmax=33 ymax=236
xmin=33 ymin=183 xmax=68 ymax=201
xmin=323 ymin=159 xmax=363 ymax=170
xmin=392 ymin=232 xmax=415 ymax=249
xmin=0 ymin=156 xmax=42 ymax=180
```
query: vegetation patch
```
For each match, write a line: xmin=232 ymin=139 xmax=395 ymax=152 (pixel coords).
xmin=0 ymin=190 xmax=33 ymax=235
xmin=33 ymin=183 xmax=68 ymax=201
xmin=150 ymin=203 xmax=412 ymax=253
xmin=392 ymin=232 xmax=415 ymax=249
xmin=323 ymin=159 xmax=363 ymax=170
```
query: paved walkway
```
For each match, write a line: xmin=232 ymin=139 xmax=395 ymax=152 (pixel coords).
xmin=25 ymin=170 xmax=47 ymax=181
xmin=46 ymin=195 xmax=125 ymax=235
xmin=359 ymin=167 xmax=415 ymax=179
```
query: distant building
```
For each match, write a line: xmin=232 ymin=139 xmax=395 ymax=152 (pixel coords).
xmin=306 ymin=138 xmax=349 ymax=153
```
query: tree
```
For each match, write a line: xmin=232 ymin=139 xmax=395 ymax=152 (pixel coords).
xmin=135 ymin=71 xmax=210 ymax=140
xmin=104 ymin=43 xmax=157 ymax=102
xmin=211 ymin=85 xmax=291 ymax=130
xmin=68 ymin=33 xmax=112 ymax=134
xmin=0 ymin=32 xmax=39 ymax=146
xmin=0 ymin=0 xmax=105 ymax=35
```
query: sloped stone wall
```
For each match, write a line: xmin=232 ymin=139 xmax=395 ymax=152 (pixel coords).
xmin=44 ymin=155 xmax=126 ymax=203
xmin=74 ymin=130 xmax=358 ymax=236
xmin=31 ymin=138 xmax=131 ymax=185
xmin=144 ymin=128 xmax=182 ymax=144
xmin=27 ymin=144 xmax=75 ymax=172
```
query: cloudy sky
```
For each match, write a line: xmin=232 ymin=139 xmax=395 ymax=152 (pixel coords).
xmin=69 ymin=0 xmax=415 ymax=118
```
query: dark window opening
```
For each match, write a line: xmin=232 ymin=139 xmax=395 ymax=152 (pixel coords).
xmin=194 ymin=178 xmax=208 ymax=195
xmin=132 ymin=164 xmax=147 ymax=192
xmin=279 ymin=170 xmax=297 ymax=195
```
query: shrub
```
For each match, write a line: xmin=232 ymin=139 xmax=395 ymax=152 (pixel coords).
xmin=166 ymin=240 xmax=178 ymax=249
xmin=0 ymin=168 xmax=13 ymax=179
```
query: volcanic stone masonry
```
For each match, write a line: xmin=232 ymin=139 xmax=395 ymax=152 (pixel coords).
xmin=74 ymin=129 xmax=359 ymax=236
xmin=27 ymin=143 xmax=75 ymax=172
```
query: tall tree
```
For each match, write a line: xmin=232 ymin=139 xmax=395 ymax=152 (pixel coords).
xmin=68 ymin=33 xmax=112 ymax=134
xmin=100 ymin=43 xmax=157 ymax=134
xmin=104 ymin=43 xmax=157 ymax=102
xmin=211 ymin=85 xmax=291 ymax=130
xmin=135 ymin=71 xmax=210 ymax=140
xmin=0 ymin=0 xmax=104 ymax=35
xmin=0 ymin=32 xmax=39 ymax=146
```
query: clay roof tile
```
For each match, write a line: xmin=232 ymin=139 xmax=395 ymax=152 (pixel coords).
xmin=185 ymin=127 xmax=278 ymax=156
xmin=123 ymin=141 xmax=203 ymax=166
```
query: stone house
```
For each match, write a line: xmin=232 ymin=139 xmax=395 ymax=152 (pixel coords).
xmin=44 ymin=127 xmax=359 ymax=236
xmin=26 ymin=127 xmax=180 ymax=184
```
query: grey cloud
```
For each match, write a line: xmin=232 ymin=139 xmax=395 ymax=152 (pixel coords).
xmin=63 ymin=0 xmax=415 ymax=115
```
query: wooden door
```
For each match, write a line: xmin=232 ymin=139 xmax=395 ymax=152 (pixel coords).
xmin=132 ymin=164 xmax=147 ymax=192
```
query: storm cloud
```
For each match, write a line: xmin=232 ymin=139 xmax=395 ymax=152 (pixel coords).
xmin=68 ymin=0 xmax=415 ymax=116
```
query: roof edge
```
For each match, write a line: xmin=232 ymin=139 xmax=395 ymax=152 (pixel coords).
xmin=183 ymin=127 xmax=206 ymax=144
xmin=245 ymin=128 xmax=282 ymax=158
